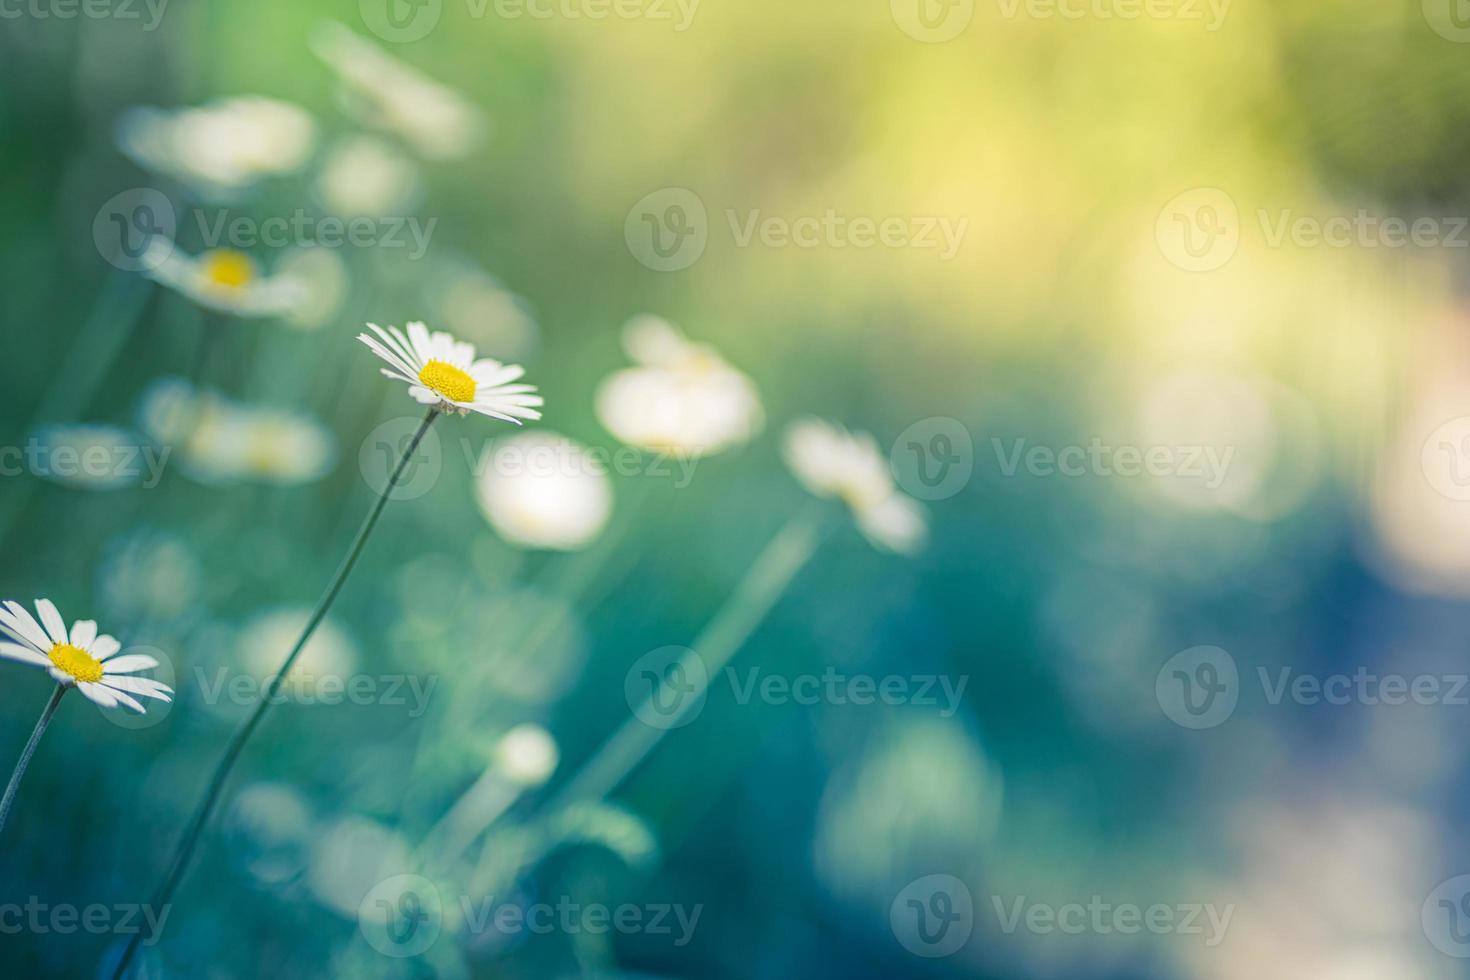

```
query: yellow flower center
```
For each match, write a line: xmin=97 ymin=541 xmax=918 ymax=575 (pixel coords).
xmin=200 ymin=249 xmax=256 ymax=291
xmin=49 ymin=643 xmax=103 ymax=684
xmin=418 ymin=360 xmax=477 ymax=403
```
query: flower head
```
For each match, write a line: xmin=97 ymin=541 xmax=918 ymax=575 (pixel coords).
xmin=595 ymin=315 xmax=763 ymax=457
xmin=116 ymin=96 xmax=316 ymax=199
xmin=145 ymin=244 xmax=310 ymax=319
xmin=311 ymin=22 xmax=483 ymax=161
xmin=359 ymin=321 xmax=542 ymax=423
xmin=0 ymin=599 xmax=173 ymax=713
xmin=475 ymin=432 xmax=612 ymax=551
xmin=782 ymin=418 xmax=927 ymax=554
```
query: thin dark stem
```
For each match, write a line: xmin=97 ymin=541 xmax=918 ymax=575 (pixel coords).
xmin=0 ymin=684 xmax=67 ymax=838
xmin=112 ymin=408 xmax=438 ymax=979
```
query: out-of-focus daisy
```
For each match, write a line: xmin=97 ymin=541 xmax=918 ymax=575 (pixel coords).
xmin=139 ymin=377 xmax=336 ymax=486
xmin=359 ymin=321 xmax=542 ymax=423
xmin=274 ymin=247 xmax=349 ymax=330
xmin=31 ymin=424 xmax=149 ymax=491
xmin=595 ymin=315 xmax=763 ymax=457
xmin=431 ymin=258 xmax=538 ymax=361
xmin=238 ymin=608 xmax=357 ymax=698
xmin=315 ymin=134 xmax=422 ymax=218
xmin=311 ymin=22 xmax=483 ymax=161
xmin=475 ymin=432 xmax=612 ymax=551
xmin=116 ymin=96 xmax=316 ymax=198
xmin=783 ymin=418 xmax=927 ymax=554
xmin=145 ymin=244 xmax=310 ymax=319
xmin=0 ymin=600 xmax=172 ymax=712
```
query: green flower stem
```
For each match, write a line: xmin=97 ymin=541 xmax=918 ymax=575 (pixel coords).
xmin=546 ymin=505 xmax=824 ymax=812
xmin=0 ymin=684 xmax=67 ymax=839
xmin=112 ymin=408 xmax=438 ymax=980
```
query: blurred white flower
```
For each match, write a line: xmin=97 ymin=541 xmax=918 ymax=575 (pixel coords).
xmin=116 ymin=96 xmax=316 ymax=198
xmin=308 ymin=815 xmax=412 ymax=918
xmin=783 ymin=417 xmax=927 ymax=554
xmin=237 ymin=607 xmax=358 ymax=696
xmin=145 ymin=244 xmax=310 ymax=319
xmin=315 ymin=133 xmax=422 ymax=218
xmin=311 ymin=22 xmax=484 ymax=161
xmin=226 ymin=782 xmax=315 ymax=886
xmin=138 ymin=377 xmax=336 ymax=486
xmin=494 ymin=723 xmax=560 ymax=787
xmin=99 ymin=529 xmax=201 ymax=622
xmin=432 ymin=258 xmax=538 ymax=361
xmin=31 ymin=424 xmax=147 ymax=490
xmin=359 ymin=321 xmax=542 ymax=422
xmin=274 ymin=247 xmax=349 ymax=330
xmin=475 ymin=432 xmax=612 ymax=551
xmin=0 ymin=599 xmax=172 ymax=713
xmin=595 ymin=315 xmax=763 ymax=456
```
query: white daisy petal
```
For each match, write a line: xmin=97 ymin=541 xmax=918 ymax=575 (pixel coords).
xmin=71 ymin=620 xmax=97 ymax=650
xmin=79 ymin=682 xmax=119 ymax=709
xmin=34 ymin=599 xmax=68 ymax=646
xmin=408 ymin=385 xmax=440 ymax=405
xmin=48 ymin=667 xmax=73 ymax=686
xmin=103 ymin=686 xmax=147 ymax=713
xmin=407 ymin=321 xmax=433 ymax=361
xmin=103 ymin=675 xmax=174 ymax=701
xmin=0 ymin=603 xmax=51 ymax=652
xmin=101 ymin=654 xmax=159 ymax=674
xmin=0 ymin=642 xmax=50 ymax=667
xmin=92 ymin=635 xmax=122 ymax=660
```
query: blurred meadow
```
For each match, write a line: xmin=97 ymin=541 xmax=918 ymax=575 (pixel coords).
xmin=5 ymin=0 xmax=1470 ymax=977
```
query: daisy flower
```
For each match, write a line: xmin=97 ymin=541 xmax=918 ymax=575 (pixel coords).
xmin=595 ymin=315 xmax=763 ymax=457
xmin=145 ymin=243 xmax=310 ymax=319
xmin=475 ymin=431 xmax=612 ymax=551
xmin=358 ymin=321 xmax=542 ymax=423
xmin=0 ymin=599 xmax=173 ymax=712
xmin=116 ymin=96 xmax=316 ymax=199
xmin=782 ymin=418 xmax=928 ymax=555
